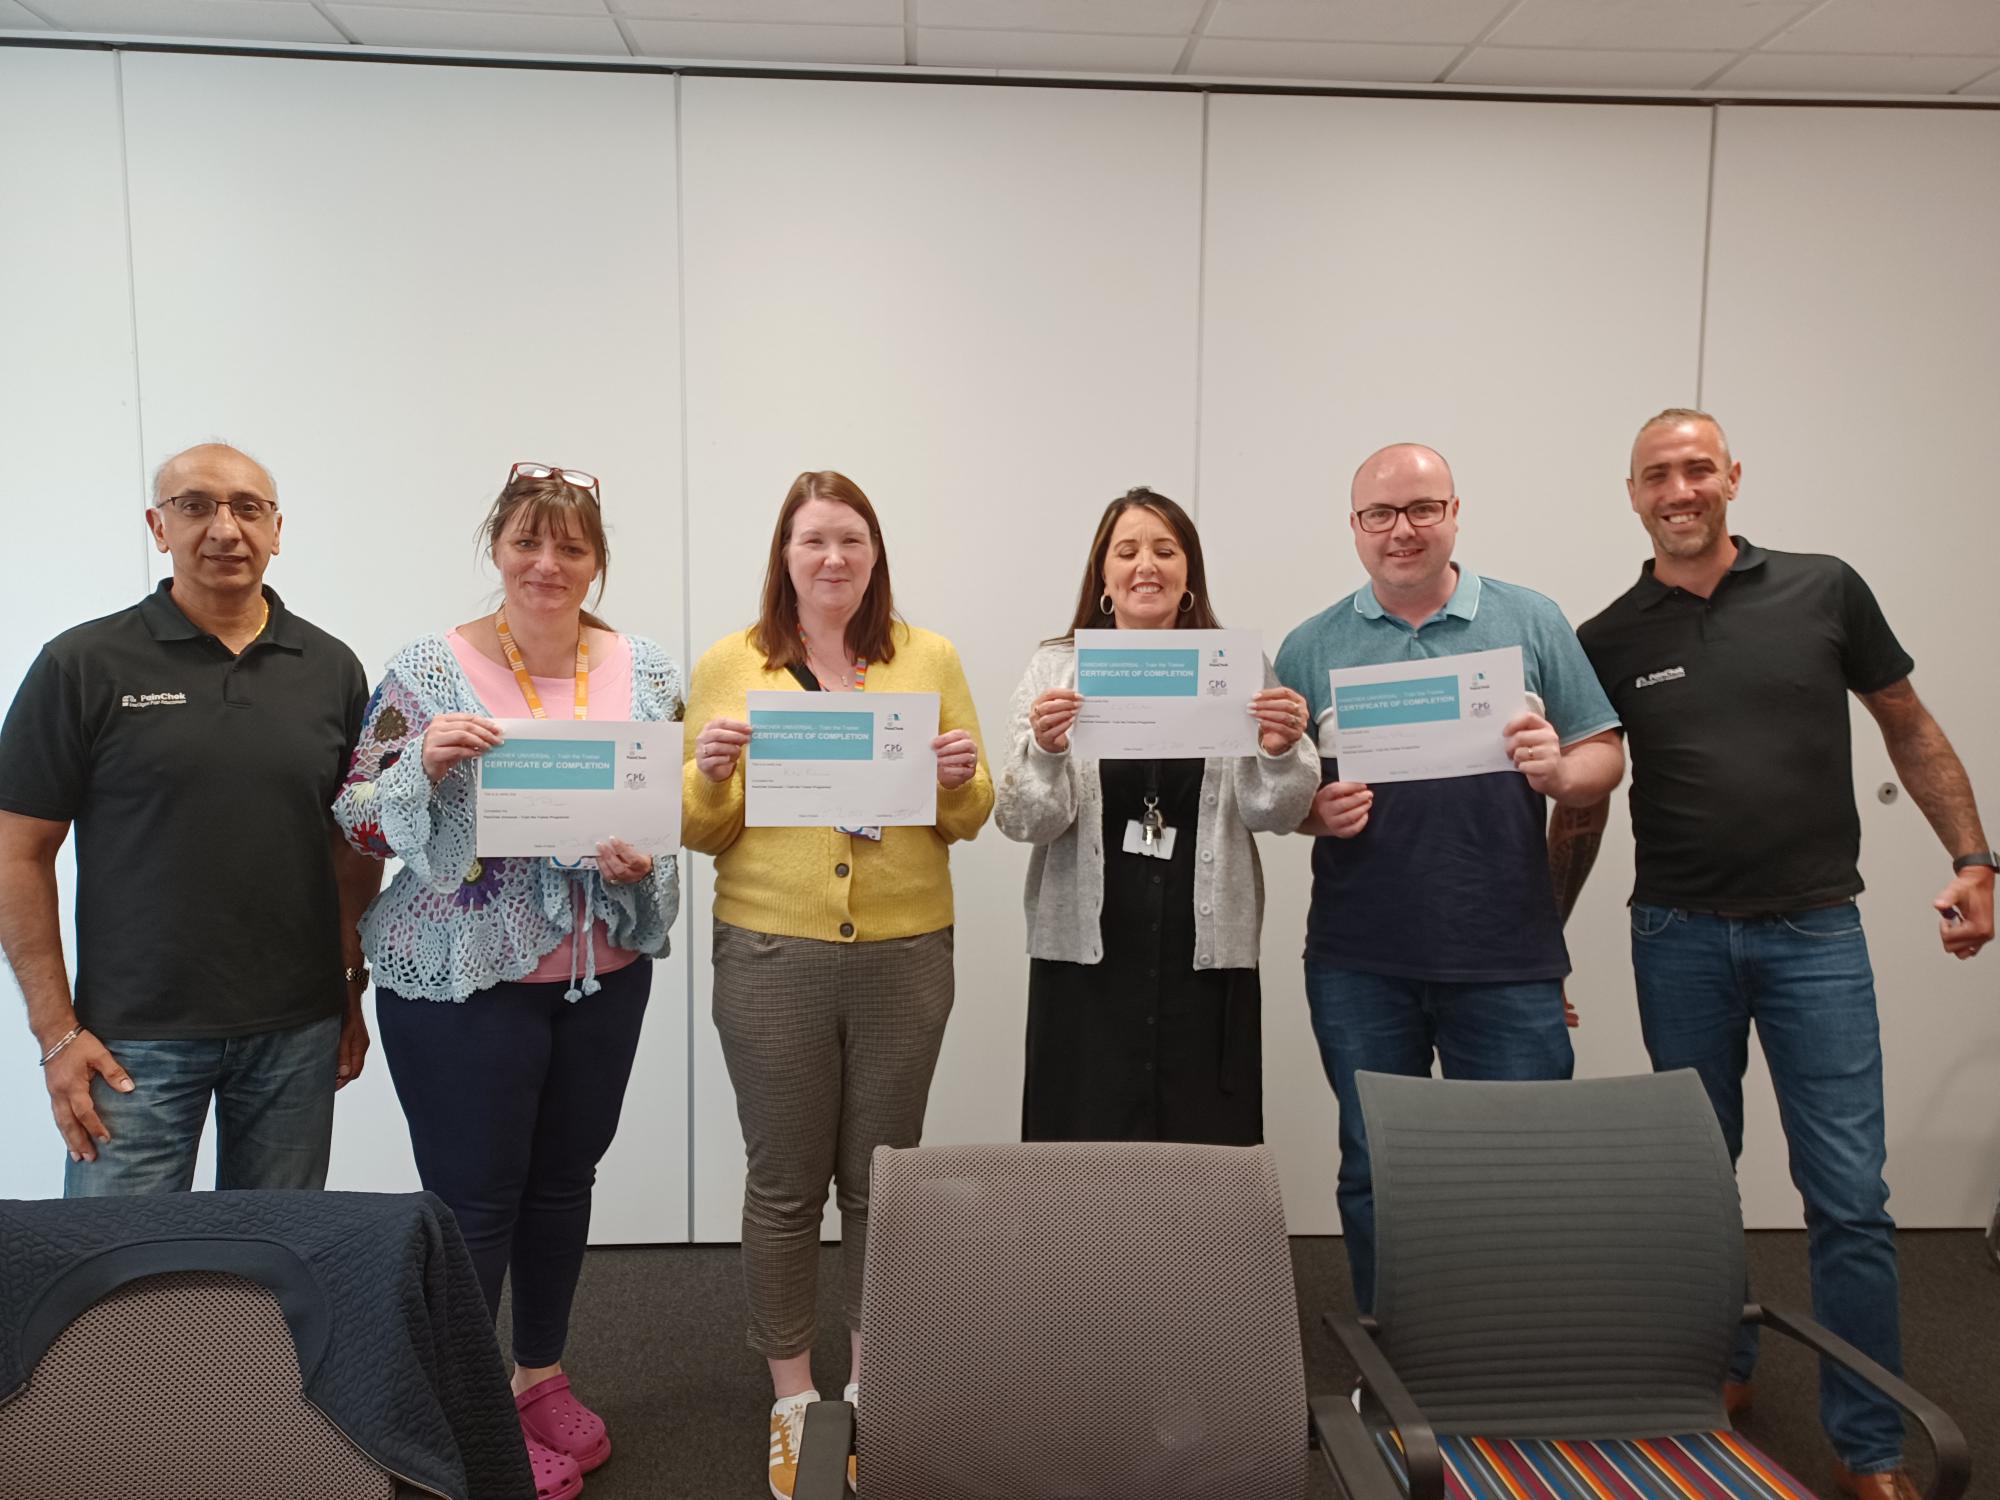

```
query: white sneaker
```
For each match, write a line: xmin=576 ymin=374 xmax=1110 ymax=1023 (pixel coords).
xmin=769 ymin=1389 xmax=818 ymax=1500
xmin=842 ymin=1383 xmax=859 ymax=1492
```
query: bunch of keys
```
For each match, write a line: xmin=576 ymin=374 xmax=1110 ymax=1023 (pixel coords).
xmin=1123 ymin=795 xmax=1177 ymax=859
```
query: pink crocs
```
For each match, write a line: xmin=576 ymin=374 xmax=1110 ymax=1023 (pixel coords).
xmin=522 ymin=1429 xmax=582 ymax=1500
xmin=516 ymin=1372 xmax=612 ymax=1474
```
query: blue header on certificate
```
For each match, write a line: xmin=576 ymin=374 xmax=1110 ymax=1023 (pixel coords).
xmin=1334 ymin=675 xmax=1461 ymax=729
xmin=1075 ymin=648 xmax=1201 ymax=698
xmin=480 ymin=739 xmax=618 ymax=790
xmin=748 ymin=710 xmax=876 ymax=760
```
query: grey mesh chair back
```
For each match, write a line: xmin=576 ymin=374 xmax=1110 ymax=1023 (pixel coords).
xmin=856 ymin=1141 xmax=1309 ymax=1500
xmin=1359 ymin=1070 xmax=1743 ymax=1439
xmin=0 ymin=1270 xmax=396 ymax=1500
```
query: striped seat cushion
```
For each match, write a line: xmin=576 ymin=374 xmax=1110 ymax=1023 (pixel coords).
xmin=1373 ymin=1430 xmax=1819 ymax=1500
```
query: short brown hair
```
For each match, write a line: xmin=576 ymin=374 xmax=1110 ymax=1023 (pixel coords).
xmin=478 ymin=469 xmax=613 ymax=630
xmin=1054 ymin=487 xmax=1221 ymax=640
xmin=752 ymin=471 xmax=899 ymax=669
xmin=1633 ymin=407 xmax=1731 ymax=473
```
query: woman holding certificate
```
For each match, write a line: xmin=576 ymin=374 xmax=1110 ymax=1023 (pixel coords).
xmin=683 ymin=469 xmax=992 ymax=1500
xmin=994 ymin=486 xmax=1316 ymax=1146
xmin=333 ymin=463 xmax=680 ymax=1500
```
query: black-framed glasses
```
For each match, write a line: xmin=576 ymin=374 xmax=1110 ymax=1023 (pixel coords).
xmin=1354 ymin=498 xmax=1452 ymax=533
xmin=156 ymin=493 xmax=278 ymax=523
xmin=511 ymin=462 xmax=600 ymax=494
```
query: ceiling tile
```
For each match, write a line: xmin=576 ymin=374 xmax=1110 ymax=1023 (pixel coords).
xmin=916 ymin=0 xmax=1204 ymax=34
xmin=0 ymin=0 xmax=51 ymax=27
xmin=29 ymin=0 xmax=345 ymax=42
xmin=1185 ymin=37 xmax=1460 ymax=81
xmin=1959 ymin=62 xmax=2000 ymax=93
xmin=1448 ymin=46 xmax=1738 ymax=89
xmin=913 ymin=26 xmax=1185 ymax=69
xmin=333 ymin=0 xmax=612 ymax=15
xmin=1491 ymin=0 xmax=1812 ymax=51
xmin=612 ymin=0 xmax=899 ymax=22
xmin=325 ymin=5 xmax=626 ymax=51
xmin=624 ymin=17 xmax=903 ymax=61
xmin=1709 ymin=50 xmax=1996 ymax=91
xmin=1205 ymin=0 xmax=1512 ymax=45
xmin=1764 ymin=0 xmax=2000 ymax=56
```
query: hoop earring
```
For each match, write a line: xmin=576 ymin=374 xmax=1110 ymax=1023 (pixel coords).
xmin=1099 ymin=592 xmax=1114 ymax=615
xmin=1179 ymin=591 xmax=1195 ymax=614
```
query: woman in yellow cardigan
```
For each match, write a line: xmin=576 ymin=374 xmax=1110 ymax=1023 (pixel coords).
xmin=683 ymin=469 xmax=993 ymax=1499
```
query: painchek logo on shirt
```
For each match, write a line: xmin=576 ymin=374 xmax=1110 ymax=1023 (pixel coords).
xmin=120 ymin=691 xmax=188 ymax=709
xmin=1633 ymin=666 xmax=1687 ymax=690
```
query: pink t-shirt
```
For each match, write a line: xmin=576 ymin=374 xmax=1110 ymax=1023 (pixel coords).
xmin=447 ymin=628 xmax=639 ymax=984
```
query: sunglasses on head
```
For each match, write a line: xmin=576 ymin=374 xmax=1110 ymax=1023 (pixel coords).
xmin=510 ymin=462 xmax=600 ymax=495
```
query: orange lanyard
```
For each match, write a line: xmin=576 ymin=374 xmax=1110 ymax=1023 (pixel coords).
xmin=495 ymin=609 xmax=589 ymax=721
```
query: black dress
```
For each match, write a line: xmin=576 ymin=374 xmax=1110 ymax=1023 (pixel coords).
xmin=1022 ymin=756 xmax=1263 ymax=1146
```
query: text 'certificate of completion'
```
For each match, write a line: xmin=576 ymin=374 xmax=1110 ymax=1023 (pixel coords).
xmin=476 ymin=719 xmax=681 ymax=859
xmin=1325 ymin=645 xmax=1526 ymax=784
xmin=744 ymin=691 xmax=940 ymax=828
xmin=1069 ymin=629 xmax=1262 ymax=760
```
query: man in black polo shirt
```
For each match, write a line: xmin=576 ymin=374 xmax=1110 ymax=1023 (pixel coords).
xmin=0 ymin=443 xmax=381 ymax=1196
xmin=1558 ymin=409 xmax=1992 ymax=1500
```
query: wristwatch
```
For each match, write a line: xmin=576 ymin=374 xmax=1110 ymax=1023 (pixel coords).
xmin=1951 ymin=851 xmax=1998 ymax=875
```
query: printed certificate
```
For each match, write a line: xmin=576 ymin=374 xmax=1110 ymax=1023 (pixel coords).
xmin=1069 ymin=629 xmax=1262 ymax=760
xmin=744 ymin=691 xmax=940 ymax=828
xmin=1324 ymin=645 xmax=1527 ymax=783
xmin=475 ymin=719 xmax=681 ymax=859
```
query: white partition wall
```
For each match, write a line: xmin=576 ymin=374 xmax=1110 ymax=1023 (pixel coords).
xmin=677 ymin=76 xmax=1205 ymax=1240
xmin=1702 ymin=106 xmax=2000 ymax=1226
xmin=1197 ymin=96 xmax=1714 ymax=1231
xmin=0 ymin=49 xmax=147 ymax=1200
xmin=2 ymin=39 xmax=1996 ymax=1233
xmin=113 ymin=54 xmax=690 ymax=1240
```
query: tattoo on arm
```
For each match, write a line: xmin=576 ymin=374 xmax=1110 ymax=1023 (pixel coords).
xmin=1548 ymin=798 xmax=1610 ymax=927
xmin=1862 ymin=681 xmax=1989 ymax=857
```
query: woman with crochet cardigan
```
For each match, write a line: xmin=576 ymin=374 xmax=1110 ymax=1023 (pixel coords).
xmin=683 ymin=470 xmax=992 ymax=1500
xmin=994 ymin=487 xmax=1318 ymax=1146
xmin=332 ymin=464 xmax=680 ymax=1500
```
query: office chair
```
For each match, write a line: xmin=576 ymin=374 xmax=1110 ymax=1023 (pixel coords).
xmin=1314 ymin=1071 xmax=1970 ymax=1500
xmin=796 ymin=1140 xmax=1316 ymax=1500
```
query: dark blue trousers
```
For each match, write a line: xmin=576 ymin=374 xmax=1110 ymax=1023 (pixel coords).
xmin=378 ymin=959 xmax=651 ymax=1367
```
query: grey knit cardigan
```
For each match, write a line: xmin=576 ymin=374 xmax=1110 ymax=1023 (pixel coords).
xmin=993 ymin=640 xmax=1319 ymax=971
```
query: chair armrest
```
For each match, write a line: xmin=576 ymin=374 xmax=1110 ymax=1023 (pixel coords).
xmin=1321 ymin=1313 xmax=1442 ymax=1500
xmin=1747 ymin=1303 xmax=1969 ymax=1500
xmin=794 ymin=1399 xmax=855 ymax=1500
xmin=1309 ymin=1390 xmax=1407 ymax=1500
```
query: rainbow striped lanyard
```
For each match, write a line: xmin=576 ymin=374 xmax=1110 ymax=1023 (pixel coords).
xmin=495 ymin=608 xmax=589 ymax=721
xmin=798 ymin=624 xmax=867 ymax=692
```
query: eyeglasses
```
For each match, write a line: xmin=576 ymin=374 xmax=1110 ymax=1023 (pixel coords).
xmin=1354 ymin=498 xmax=1452 ymax=533
xmin=156 ymin=493 xmax=278 ymax=524
xmin=511 ymin=462 xmax=600 ymax=494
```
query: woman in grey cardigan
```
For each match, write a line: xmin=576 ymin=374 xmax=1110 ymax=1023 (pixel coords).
xmin=994 ymin=488 xmax=1318 ymax=1144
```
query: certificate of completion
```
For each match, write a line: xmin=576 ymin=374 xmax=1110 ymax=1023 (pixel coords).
xmin=744 ymin=691 xmax=940 ymax=828
xmin=476 ymin=719 xmax=681 ymax=859
xmin=1325 ymin=645 xmax=1527 ymax=784
xmin=1069 ymin=629 xmax=1262 ymax=760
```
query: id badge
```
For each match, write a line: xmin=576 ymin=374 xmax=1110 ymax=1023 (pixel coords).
xmin=1122 ymin=819 xmax=1178 ymax=859
xmin=839 ymin=825 xmax=884 ymax=842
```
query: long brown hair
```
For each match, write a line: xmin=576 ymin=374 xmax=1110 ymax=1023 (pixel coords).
xmin=1055 ymin=487 xmax=1220 ymax=641
xmin=752 ymin=470 xmax=899 ymax=669
xmin=478 ymin=469 xmax=613 ymax=630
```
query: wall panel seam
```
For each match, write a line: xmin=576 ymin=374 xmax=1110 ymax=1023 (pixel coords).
xmin=674 ymin=73 xmax=696 ymax=1247
xmin=112 ymin=51 xmax=150 ymax=569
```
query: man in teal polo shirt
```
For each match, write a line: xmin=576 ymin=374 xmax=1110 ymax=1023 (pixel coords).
xmin=1274 ymin=442 xmax=1622 ymax=1309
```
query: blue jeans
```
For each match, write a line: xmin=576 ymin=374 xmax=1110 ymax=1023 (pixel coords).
xmin=1303 ymin=963 xmax=1574 ymax=1312
xmin=1631 ymin=902 xmax=1902 ymax=1472
xmin=62 ymin=1013 xmax=341 ymax=1197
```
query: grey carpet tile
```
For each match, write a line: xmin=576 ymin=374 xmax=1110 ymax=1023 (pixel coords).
xmin=501 ymin=1230 xmax=1998 ymax=1500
